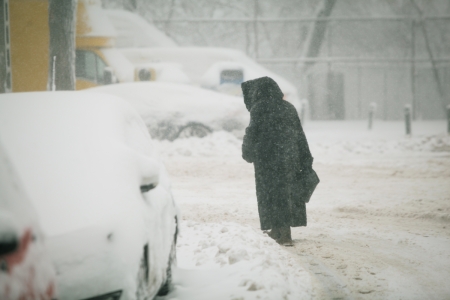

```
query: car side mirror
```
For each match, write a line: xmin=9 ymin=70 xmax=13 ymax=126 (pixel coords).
xmin=103 ymin=68 xmax=114 ymax=85
xmin=139 ymin=159 xmax=160 ymax=193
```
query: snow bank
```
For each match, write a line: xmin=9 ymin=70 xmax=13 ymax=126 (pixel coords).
xmin=154 ymin=129 xmax=449 ymax=161
xmin=303 ymin=120 xmax=450 ymax=158
xmin=163 ymin=221 xmax=312 ymax=300
xmin=310 ymin=134 xmax=450 ymax=156
xmin=87 ymin=82 xmax=249 ymax=135
xmin=105 ymin=9 xmax=178 ymax=48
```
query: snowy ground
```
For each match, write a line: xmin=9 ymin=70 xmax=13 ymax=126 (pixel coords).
xmin=155 ymin=120 xmax=450 ymax=300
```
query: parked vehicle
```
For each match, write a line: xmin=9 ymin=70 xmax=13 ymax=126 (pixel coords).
xmin=120 ymin=47 xmax=301 ymax=106
xmin=88 ymin=81 xmax=249 ymax=140
xmin=0 ymin=91 xmax=178 ymax=300
xmin=3 ymin=0 xmax=155 ymax=93
xmin=0 ymin=143 xmax=56 ymax=300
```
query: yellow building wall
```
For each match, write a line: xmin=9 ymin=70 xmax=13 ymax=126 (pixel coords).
xmin=10 ymin=0 xmax=49 ymax=92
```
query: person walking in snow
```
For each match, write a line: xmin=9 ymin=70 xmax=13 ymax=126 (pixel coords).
xmin=241 ymin=76 xmax=315 ymax=246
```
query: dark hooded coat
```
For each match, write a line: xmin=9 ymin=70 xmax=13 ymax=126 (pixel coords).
xmin=242 ymin=77 xmax=313 ymax=230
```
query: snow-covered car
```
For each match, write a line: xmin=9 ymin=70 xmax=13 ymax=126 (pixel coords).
xmin=0 ymin=92 xmax=178 ymax=300
xmin=88 ymin=81 xmax=249 ymax=140
xmin=0 ymin=143 xmax=56 ymax=300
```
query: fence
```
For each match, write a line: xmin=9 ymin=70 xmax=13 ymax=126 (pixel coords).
xmin=152 ymin=15 xmax=450 ymax=120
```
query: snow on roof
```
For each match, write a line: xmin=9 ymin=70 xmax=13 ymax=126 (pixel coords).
xmin=87 ymin=81 xmax=248 ymax=131
xmin=105 ymin=9 xmax=178 ymax=48
xmin=77 ymin=0 xmax=116 ymax=38
xmin=100 ymin=48 xmax=135 ymax=82
xmin=0 ymin=92 xmax=157 ymax=237
xmin=120 ymin=47 xmax=299 ymax=103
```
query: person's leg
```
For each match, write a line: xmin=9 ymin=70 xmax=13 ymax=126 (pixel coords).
xmin=277 ymin=227 xmax=293 ymax=246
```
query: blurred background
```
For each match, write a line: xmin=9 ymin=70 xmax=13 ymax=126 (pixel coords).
xmin=100 ymin=0 xmax=450 ymax=121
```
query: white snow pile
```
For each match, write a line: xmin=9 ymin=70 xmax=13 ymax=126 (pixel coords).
xmin=160 ymin=221 xmax=312 ymax=300
xmin=156 ymin=131 xmax=242 ymax=158
xmin=153 ymin=127 xmax=450 ymax=161
xmin=310 ymin=134 xmax=450 ymax=156
xmin=303 ymin=120 xmax=449 ymax=156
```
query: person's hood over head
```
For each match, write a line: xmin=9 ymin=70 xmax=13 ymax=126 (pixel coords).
xmin=241 ymin=77 xmax=284 ymax=111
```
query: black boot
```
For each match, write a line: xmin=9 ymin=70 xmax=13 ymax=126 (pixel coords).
xmin=267 ymin=228 xmax=280 ymax=240
xmin=276 ymin=227 xmax=293 ymax=246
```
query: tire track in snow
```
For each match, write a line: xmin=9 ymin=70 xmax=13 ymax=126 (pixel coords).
xmin=286 ymin=247 xmax=354 ymax=300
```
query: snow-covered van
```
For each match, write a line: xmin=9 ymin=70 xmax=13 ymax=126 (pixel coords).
xmin=120 ymin=47 xmax=300 ymax=105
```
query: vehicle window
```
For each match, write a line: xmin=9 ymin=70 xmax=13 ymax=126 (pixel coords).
xmin=220 ymin=69 xmax=244 ymax=85
xmin=75 ymin=50 xmax=97 ymax=83
xmin=96 ymin=55 xmax=108 ymax=85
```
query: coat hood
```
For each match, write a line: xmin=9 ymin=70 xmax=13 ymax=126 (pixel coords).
xmin=241 ymin=77 xmax=284 ymax=111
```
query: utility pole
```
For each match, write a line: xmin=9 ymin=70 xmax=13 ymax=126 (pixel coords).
xmin=300 ymin=0 xmax=337 ymax=73
xmin=47 ymin=0 xmax=77 ymax=91
xmin=411 ymin=0 xmax=447 ymax=113
xmin=254 ymin=0 xmax=258 ymax=59
xmin=1 ymin=0 xmax=12 ymax=93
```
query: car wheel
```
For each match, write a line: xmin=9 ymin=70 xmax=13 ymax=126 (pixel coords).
xmin=156 ymin=250 xmax=173 ymax=296
xmin=136 ymin=247 xmax=151 ymax=300
xmin=151 ymin=120 xmax=179 ymax=141
xmin=174 ymin=122 xmax=212 ymax=140
xmin=157 ymin=217 xmax=178 ymax=296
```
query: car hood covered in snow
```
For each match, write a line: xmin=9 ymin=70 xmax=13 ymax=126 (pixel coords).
xmin=0 ymin=92 xmax=162 ymax=238
xmin=87 ymin=81 xmax=249 ymax=132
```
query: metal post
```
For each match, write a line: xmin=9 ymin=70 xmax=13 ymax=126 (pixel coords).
xmin=411 ymin=20 xmax=417 ymax=120
xmin=52 ymin=56 xmax=56 ymax=91
xmin=368 ymin=102 xmax=376 ymax=130
xmin=404 ymin=104 xmax=412 ymax=135
xmin=300 ymin=99 xmax=307 ymax=125
xmin=2 ymin=0 xmax=12 ymax=93
xmin=383 ymin=69 xmax=387 ymax=120
xmin=357 ymin=62 xmax=362 ymax=119
xmin=447 ymin=104 xmax=450 ymax=134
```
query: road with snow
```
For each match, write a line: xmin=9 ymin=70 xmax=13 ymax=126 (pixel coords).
xmin=156 ymin=121 xmax=450 ymax=300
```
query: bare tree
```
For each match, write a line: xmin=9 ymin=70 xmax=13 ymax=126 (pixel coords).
xmin=300 ymin=0 xmax=337 ymax=73
xmin=47 ymin=0 xmax=77 ymax=91
xmin=410 ymin=0 xmax=447 ymax=111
